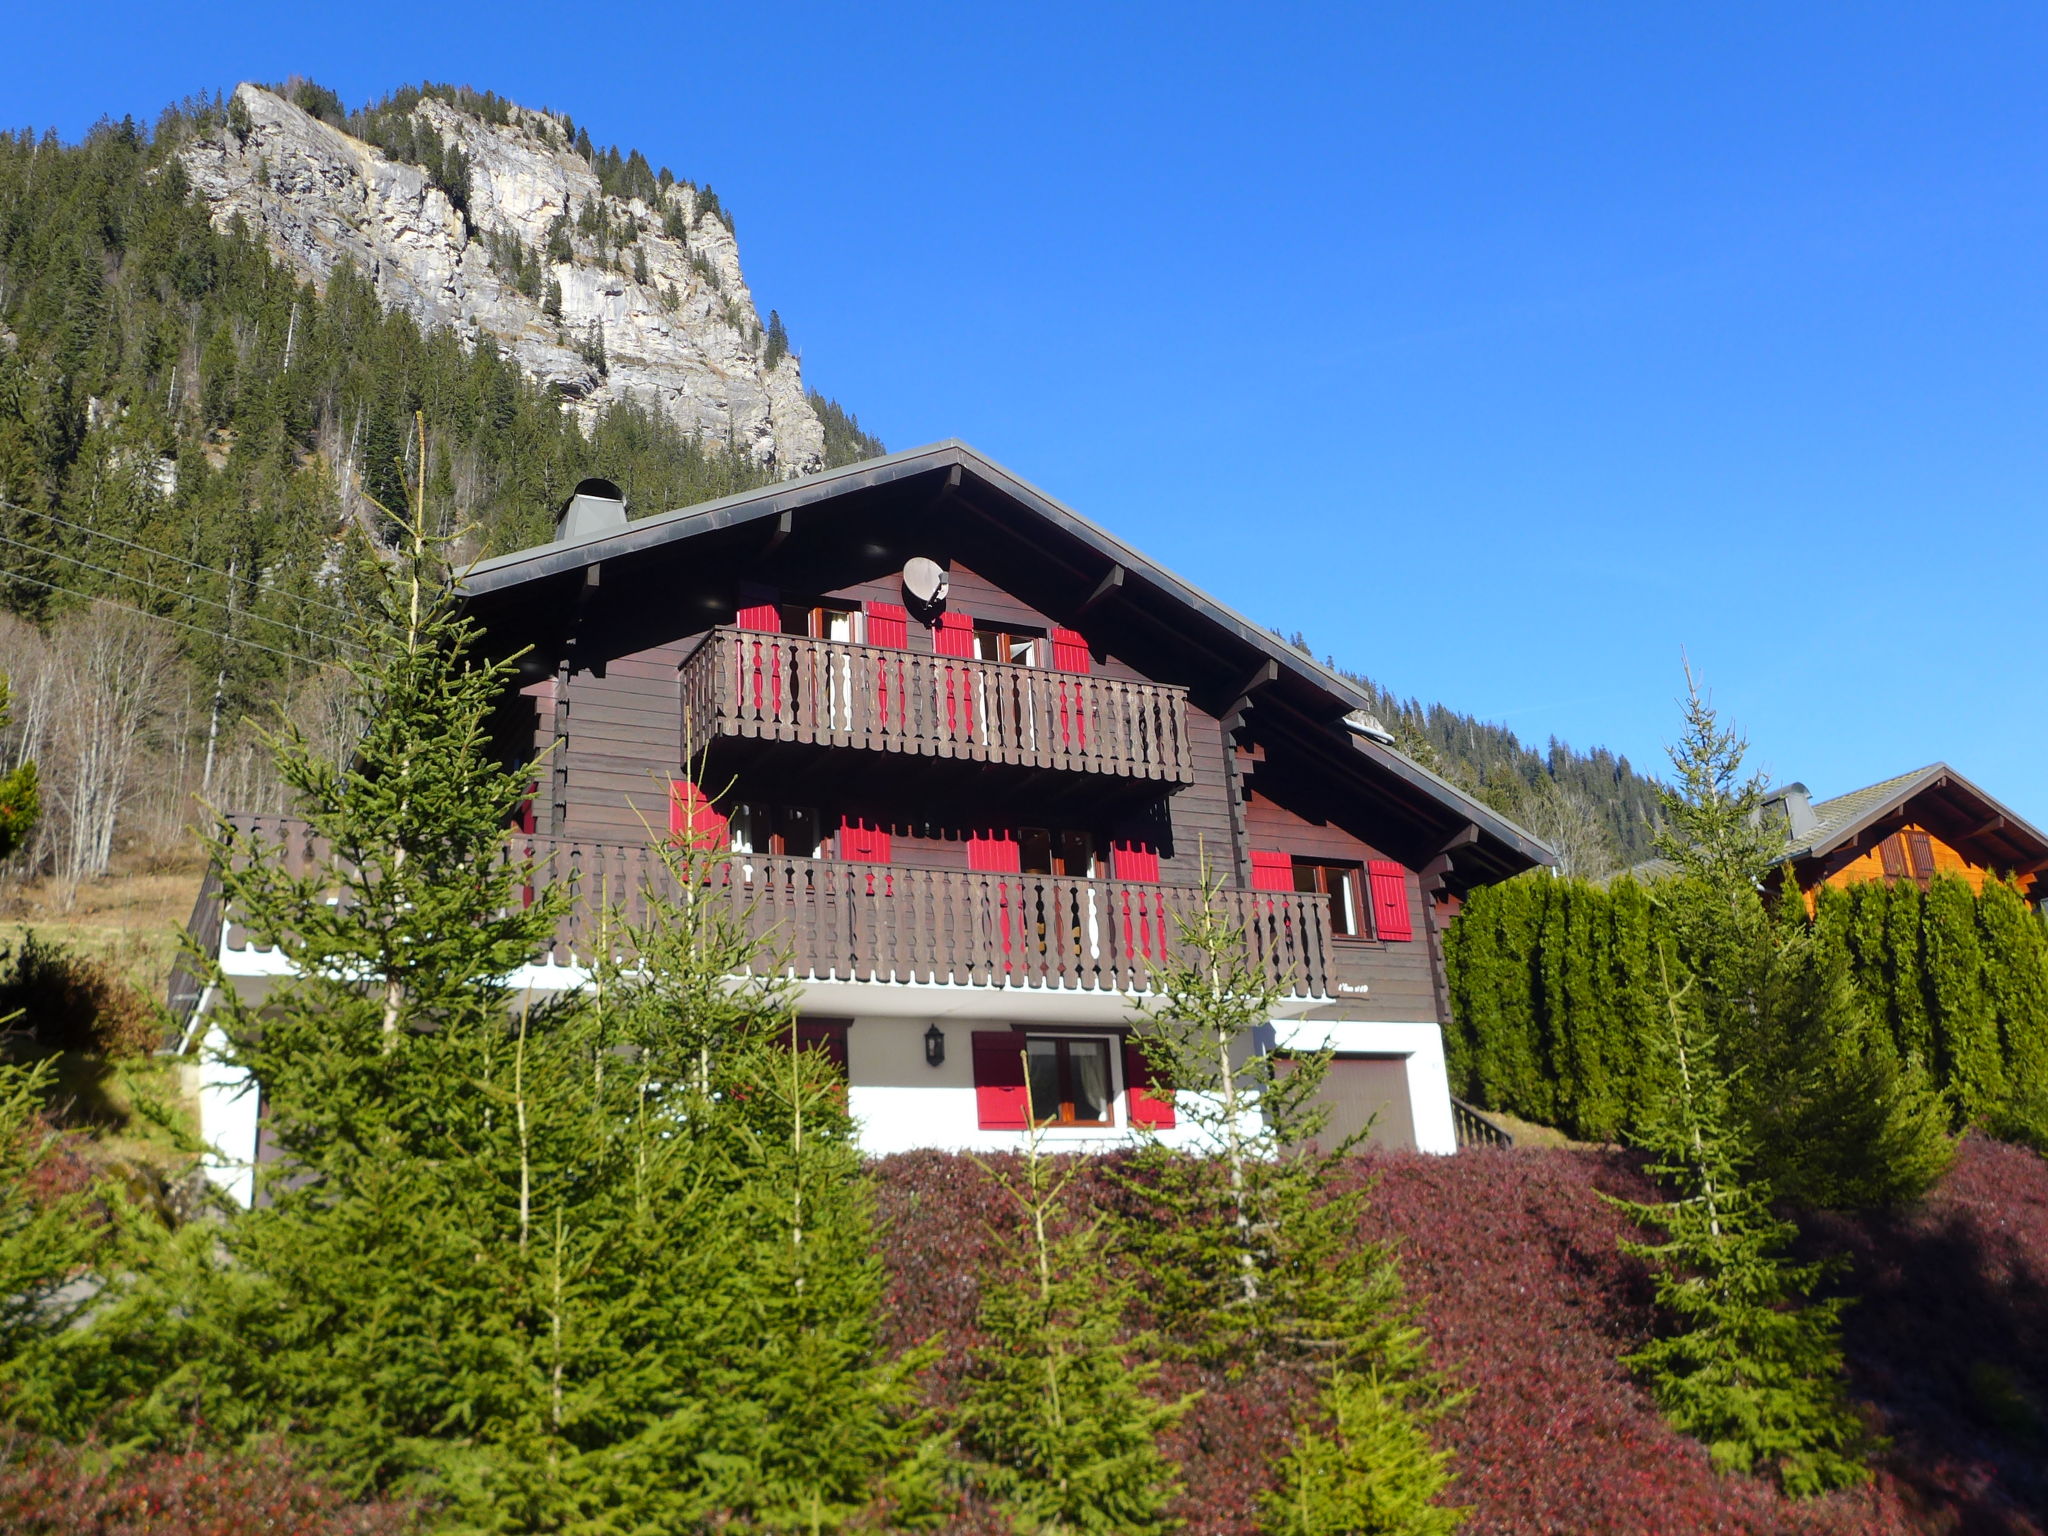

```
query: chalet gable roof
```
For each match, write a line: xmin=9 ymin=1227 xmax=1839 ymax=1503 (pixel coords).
xmin=460 ymin=440 xmax=1554 ymax=885
xmin=1787 ymin=763 xmax=2048 ymax=875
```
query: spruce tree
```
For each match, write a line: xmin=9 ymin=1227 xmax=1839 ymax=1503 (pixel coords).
xmin=0 ymin=675 xmax=38 ymax=860
xmin=1259 ymin=1369 xmax=1465 ymax=1536
xmin=959 ymin=1110 xmax=1189 ymax=1535
xmin=1611 ymin=955 xmax=1876 ymax=1496
xmin=1121 ymin=877 xmax=1459 ymax=1528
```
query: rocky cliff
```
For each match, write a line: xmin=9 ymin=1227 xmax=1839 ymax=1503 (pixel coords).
xmin=179 ymin=84 xmax=825 ymax=477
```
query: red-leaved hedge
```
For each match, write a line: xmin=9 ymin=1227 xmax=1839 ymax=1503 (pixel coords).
xmin=872 ymin=1137 xmax=2048 ymax=1535
xmin=0 ymin=1435 xmax=416 ymax=1535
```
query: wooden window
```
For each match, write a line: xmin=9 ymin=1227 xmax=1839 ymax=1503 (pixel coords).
xmin=1293 ymin=859 xmax=1363 ymax=936
xmin=1123 ymin=1037 xmax=1175 ymax=1129
xmin=974 ymin=622 xmax=1041 ymax=666
xmin=1907 ymin=831 xmax=1938 ymax=885
xmin=1026 ymin=1036 xmax=1116 ymax=1126
xmin=729 ymin=803 xmax=822 ymax=856
xmin=1019 ymin=827 xmax=1097 ymax=877
xmin=1367 ymin=861 xmax=1414 ymax=942
xmin=1249 ymin=849 xmax=1294 ymax=892
xmin=782 ymin=600 xmax=858 ymax=642
xmin=972 ymin=1031 xmax=1029 ymax=1129
xmin=1050 ymin=626 xmax=1092 ymax=674
xmin=790 ymin=1019 xmax=850 ymax=1076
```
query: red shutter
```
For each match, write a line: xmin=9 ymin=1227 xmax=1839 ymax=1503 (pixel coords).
xmin=736 ymin=600 xmax=780 ymax=631
xmin=864 ymin=600 xmax=909 ymax=649
xmin=1124 ymin=1037 xmax=1176 ymax=1129
xmin=1050 ymin=626 xmax=1092 ymax=674
xmin=794 ymin=1020 xmax=851 ymax=1076
xmin=968 ymin=830 xmax=1022 ymax=872
xmin=973 ymin=1031 xmax=1030 ymax=1129
xmin=1249 ymin=849 xmax=1293 ymax=892
xmin=838 ymin=817 xmax=893 ymax=863
xmin=1367 ymin=860 xmax=1413 ymax=941
xmin=669 ymin=779 xmax=729 ymax=851
xmin=933 ymin=611 xmax=976 ymax=657
xmin=1111 ymin=841 xmax=1160 ymax=882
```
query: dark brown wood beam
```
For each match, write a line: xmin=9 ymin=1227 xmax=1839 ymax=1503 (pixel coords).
xmin=762 ymin=510 xmax=793 ymax=555
xmin=1076 ymin=563 xmax=1125 ymax=617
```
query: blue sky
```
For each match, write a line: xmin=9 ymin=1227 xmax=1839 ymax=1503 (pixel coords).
xmin=10 ymin=2 xmax=2045 ymax=824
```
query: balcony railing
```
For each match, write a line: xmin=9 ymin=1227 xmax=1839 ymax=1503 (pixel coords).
xmin=206 ymin=818 xmax=1333 ymax=1000
xmin=679 ymin=627 xmax=1196 ymax=784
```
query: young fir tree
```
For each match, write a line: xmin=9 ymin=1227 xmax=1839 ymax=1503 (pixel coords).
xmin=1654 ymin=662 xmax=1949 ymax=1208
xmin=1120 ymin=874 xmax=1460 ymax=1531
xmin=1258 ymin=1368 xmax=1465 ymax=1536
xmin=1611 ymin=955 xmax=1876 ymax=1496
xmin=57 ymin=428 xmax=935 ymax=1531
xmin=0 ymin=675 xmax=38 ymax=860
xmin=958 ymin=1104 xmax=1189 ymax=1535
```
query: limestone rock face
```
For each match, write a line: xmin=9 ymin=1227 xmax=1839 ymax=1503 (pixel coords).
xmin=179 ymin=85 xmax=825 ymax=477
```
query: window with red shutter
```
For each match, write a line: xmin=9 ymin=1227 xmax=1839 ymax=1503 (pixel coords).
xmin=972 ymin=1031 xmax=1030 ymax=1129
xmin=838 ymin=817 xmax=893 ymax=863
xmin=1123 ymin=1037 xmax=1176 ymax=1129
xmin=1249 ymin=850 xmax=1293 ymax=892
xmin=1367 ymin=860 xmax=1413 ymax=942
xmin=933 ymin=611 xmax=976 ymax=657
xmin=1050 ymin=626 xmax=1092 ymax=674
xmin=669 ymin=779 xmax=729 ymax=851
xmin=864 ymin=600 xmax=909 ymax=649
xmin=793 ymin=1019 xmax=851 ymax=1076
xmin=1111 ymin=841 xmax=1160 ymax=882
xmin=968 ymin=830 xmax=1023 ymax=872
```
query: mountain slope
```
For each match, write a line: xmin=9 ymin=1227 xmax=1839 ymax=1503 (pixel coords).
xmin=182 ymin=82 xmax=825 ymax=476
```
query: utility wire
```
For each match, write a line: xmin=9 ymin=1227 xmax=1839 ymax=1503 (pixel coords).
xmin=0 ymin=565 xmax=332 ymax=668
xmin=0 ymin=498 xmax=360 ymax=622
xmin=0 ymin=529 xmax=360 ymax=655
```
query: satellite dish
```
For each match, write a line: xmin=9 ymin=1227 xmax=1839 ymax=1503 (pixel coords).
xmin=902 ymin=557 xmax=949 ymax=614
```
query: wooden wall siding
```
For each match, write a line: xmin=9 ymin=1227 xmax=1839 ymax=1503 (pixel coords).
xmin=214 ymin=816 xmax=1334 ymax=1000
xmin=679 ymin=627 xmax=1195 ymax=784
xmin=1242 ymin=786 xmax=1439 ymax=1021
xmin=1812 ymin=822 xmax=2001 ymax=896
xmin=1157 ymin=710 xmax=1236 ymax=885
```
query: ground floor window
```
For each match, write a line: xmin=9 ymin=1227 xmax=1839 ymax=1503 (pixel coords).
xmin=1025 ymin=1035 xmax=1116 ymax=1126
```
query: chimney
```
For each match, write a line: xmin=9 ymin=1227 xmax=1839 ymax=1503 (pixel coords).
xmin=555 ymin=477 xmax=626 ymax=543
xmin=1768 ymin=782 xmax=1818 ymax=841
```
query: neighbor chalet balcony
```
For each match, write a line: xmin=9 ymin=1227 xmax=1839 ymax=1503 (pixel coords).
xmin=678 ymin=627 xmax=1197 ymax=785
xmin=193 ymin=816 xmax=1334 ymax=1008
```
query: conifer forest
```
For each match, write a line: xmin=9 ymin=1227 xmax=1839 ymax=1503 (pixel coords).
xmin=0 ymin=80 xmax=2044 ymax=1536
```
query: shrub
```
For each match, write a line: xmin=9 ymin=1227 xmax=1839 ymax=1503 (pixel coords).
xmin=0 ymin=1434 xmax=415 ymax=1534
xmin=0 ymin=933 xmax=158 ymax=1058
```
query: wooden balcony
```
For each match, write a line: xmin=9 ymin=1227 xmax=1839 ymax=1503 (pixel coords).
xmin=679 ymin=627 xmax=1195 ymax=785
xmin=204 ymin=818 xmax=1334 ymax=1002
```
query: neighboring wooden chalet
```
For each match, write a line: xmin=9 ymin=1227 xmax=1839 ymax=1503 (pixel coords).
xmin=1763 ymin=767 xmax=2047 ymax=907
xmin=185 ymin=442 xmax=1550 ymax=1196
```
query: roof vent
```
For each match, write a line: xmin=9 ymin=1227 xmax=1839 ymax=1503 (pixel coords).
xmin=556 ymin=478 xmax=626 ymax=542
xmin=1767 ymin=782 xmax=1819 ymax=841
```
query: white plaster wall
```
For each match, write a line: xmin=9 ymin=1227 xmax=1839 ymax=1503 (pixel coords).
xmin=196 ymin=1018 xmax=261 ymax=1207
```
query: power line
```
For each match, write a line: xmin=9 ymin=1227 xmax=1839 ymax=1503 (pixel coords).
xmin=0 ymin=498 xmax=360 ymax=621
xmin=0 ymin=566 xmax=331 ymax=669
xmin=0 ymin=529 xmax=359 ymax=655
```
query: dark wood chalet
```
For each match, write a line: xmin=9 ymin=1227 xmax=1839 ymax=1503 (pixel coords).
xmin=185 ymin=441 xmax=1549 ymax=1194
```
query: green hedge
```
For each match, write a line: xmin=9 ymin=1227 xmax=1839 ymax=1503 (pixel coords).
xmin=1444 ymin=874 xmax=2048 ymax=1143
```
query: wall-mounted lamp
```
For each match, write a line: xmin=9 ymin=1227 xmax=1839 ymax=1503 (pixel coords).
xmin=924 ymin=1022 xmax=946 ymax=1068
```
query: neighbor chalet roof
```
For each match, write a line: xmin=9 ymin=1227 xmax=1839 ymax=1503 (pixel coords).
xmin=460 ymin=440 xmax=1555 ymax=889
xmin=1622 ymin=762 xmax=2048 ymax=886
